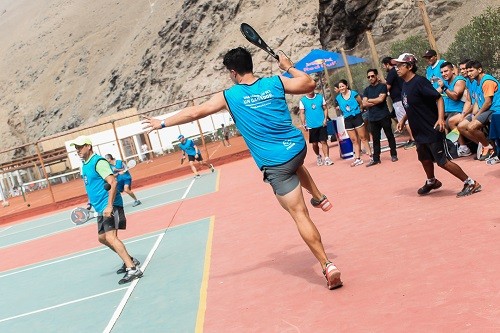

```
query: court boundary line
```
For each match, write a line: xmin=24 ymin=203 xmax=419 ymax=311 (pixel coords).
xmin=103 ymin=178 xmax=196 ymax=332
xmin=0 ymin=286 xmax=128 ymax=324
xmin=195 ymin=216 xmax=215 ymax=332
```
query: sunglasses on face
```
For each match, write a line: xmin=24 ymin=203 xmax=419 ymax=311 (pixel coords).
xmin=367 ymin=75 xmax=376 ymax=79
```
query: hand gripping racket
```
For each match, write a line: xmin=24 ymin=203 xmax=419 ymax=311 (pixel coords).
xmin=240 ymin=23 xmax=279 ymax=60
xmin=70 ymin=207 xmax=98 ymax=225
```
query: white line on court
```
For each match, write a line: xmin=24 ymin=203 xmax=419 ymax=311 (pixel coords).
xmin=103 ymin=178 xmax=195 ymax=332
xmin=103 ymin=234 xmax=164 ymax=333
xmin=0 ymin=287 xmax=129 ymax=324
xmin=0 ymin=233 xmax=161 ymax=279
xmin=0 ymin=226 xmax=13 ymax=234
xmin=0 ymin=217 xmax=69 ymax=239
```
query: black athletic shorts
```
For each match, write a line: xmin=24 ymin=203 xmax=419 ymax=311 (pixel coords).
xmin=308 ymin=126 xmax=328 ymax=143
xmin=416 ymin=139 xmax=452 ymax=167
xmin=97 ymin=206 xmax=127 ymax=234
xmin=187 ymin=154 xmax=203 ymax=162
xmin=344 ymin=113 xmax=364 ymax=130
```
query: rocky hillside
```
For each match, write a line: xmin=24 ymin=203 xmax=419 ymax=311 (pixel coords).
xmin=0 ymin=0 xmax=496 ymax=154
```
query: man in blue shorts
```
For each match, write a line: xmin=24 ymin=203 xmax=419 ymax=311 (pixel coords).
xmin=71 ymin=136 xmax=142 ymax=284
xmin=143 ymin=47 xmax=342 ymax=290
xmin=177 ymin=134 xmax=215 ymax=178
xmin=393 ymin=54 xmax=481 ymax=197
xmin=105 ymin=154 xmax=142 ymax=207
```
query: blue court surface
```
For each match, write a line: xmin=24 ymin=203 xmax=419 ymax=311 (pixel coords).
xmin=0 ymin=172 xmax=218 ymax=332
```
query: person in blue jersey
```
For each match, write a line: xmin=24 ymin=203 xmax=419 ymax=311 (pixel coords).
xmin=143 ymin=47 xmax=342 ymax=290
xmin=177 ymin=134 xmax=214 ymax=178
xmin=422 ymin=49 xmax=446 ymax=90
xmin=70 ymin=136 xmax=142 ymax=284
xmin=448 ymin=59 xmax=474 ymax=157
xmin=299 ymin=90 xmax=333 ymax=166
xmin=362 ymin=68 xmax=399 ymax=166
xmin=335 ymin=79 xmax=372 ymax=167
xmin=457 ymin=60 xmax=500 ymax=161
xmin=392 ymin=53 xmax=481 ymax=198
xmin=436 ymin=62 xmax=466 ymax=131
xmin=105 ymin=154 xmax=142 ymax=207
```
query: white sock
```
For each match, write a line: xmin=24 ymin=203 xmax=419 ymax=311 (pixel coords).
xmin=465 ymin=177 xmax=474 ymax=185
xmin=426 ymin=178 xmax=436 ymax=184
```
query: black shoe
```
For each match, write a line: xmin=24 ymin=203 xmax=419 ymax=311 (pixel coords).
xmin=117 ymin=257 xmax=140 ymax=274
xmin=456 ymin=181 xmax=482 ymax=197
xmin=118 ymin=267 xmax=143 ymax=285
xmin=417 ymin=180 xmax=442 ymax=195
xmin=366 ymin=159 xmax=381 ymax=167
xmin=391 ymin=156 xmax=398 ymax=162
xmin=404 ymin=140 xmax=416 ymax=150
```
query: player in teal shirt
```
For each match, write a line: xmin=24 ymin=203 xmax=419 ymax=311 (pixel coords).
xmin=71 ymin=136 xmax=142 ymax=285
xmin=177 ymin=134 xmax=214 ymax=178
xmin=143 ymin=47 xmax=343 ymax=290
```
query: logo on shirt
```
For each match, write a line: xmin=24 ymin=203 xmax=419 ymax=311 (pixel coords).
xmin=402 ymin=92 xmax=409 ymax=109
xmin=282 ymin=140 xmax=296 ymax=150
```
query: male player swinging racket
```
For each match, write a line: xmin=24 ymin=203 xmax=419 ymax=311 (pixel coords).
xmin=70 ymin=136 xmax=142 ymax=284
xmin=143 ymin=47 xmax=342 ymax=290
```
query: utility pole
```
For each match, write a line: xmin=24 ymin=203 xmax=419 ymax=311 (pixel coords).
xmin=340 ymin=48 xmax=355 ymax=89
xmin=417 ymin=0 xmax=439 ymax=54
xmin=365 ymin=30 xmax=385 ymax=83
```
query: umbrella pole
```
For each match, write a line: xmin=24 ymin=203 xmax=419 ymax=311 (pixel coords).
xmin=322 ymin=62 xmax=340 ymax=117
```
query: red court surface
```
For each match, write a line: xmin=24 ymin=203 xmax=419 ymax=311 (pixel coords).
xmin=1 ymin=139 xmax=499 ymax=332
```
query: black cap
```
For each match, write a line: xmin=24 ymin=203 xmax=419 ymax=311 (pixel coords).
xmin=422 ymin=49 xmax=437 ymax=58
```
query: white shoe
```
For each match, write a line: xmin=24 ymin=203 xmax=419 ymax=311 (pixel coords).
xmin=351 ymin=158 xmax=363 ymax=167
xmin=324 ymin=157 xmax=334 ymax=166
xmin=457 ymin=146 xmax=472 ymax=157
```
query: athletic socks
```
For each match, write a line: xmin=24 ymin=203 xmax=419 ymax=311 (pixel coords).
xmin=426 ymin=178 xmax=436 ymax=185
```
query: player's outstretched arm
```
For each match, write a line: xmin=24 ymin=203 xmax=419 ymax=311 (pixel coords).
xmin=142 ymin=93 xmax=227 ymax=133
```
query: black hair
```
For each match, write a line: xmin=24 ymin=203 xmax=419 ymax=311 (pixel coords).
xmin=337 ymin=79 xmax=349 ymax=88
xmin=381 ymin=56 xmax=393 ymax=65
xmin=458 ymin=59 xmax=471 ymax=66
xmin=367 ymin=68 xmax=378 ymax=75
xmin=440 ymin=61 xmax=454 ymax=70
xmin=466 ymin=60 xmax=482 ymax=70
xmin=222 ymin=47 xmax=253 ymax=75
xmin=105 ymin=154 xmax=113 ymax=160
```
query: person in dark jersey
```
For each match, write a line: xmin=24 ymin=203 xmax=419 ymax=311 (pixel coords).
xmin=142 ymin=47 xmax=342 ymax=290
xmin=392 ymin=54 xmax=481 ymax=197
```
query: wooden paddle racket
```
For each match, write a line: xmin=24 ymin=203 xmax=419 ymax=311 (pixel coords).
xmin=70 ymin=207 xmax=98 ymax=225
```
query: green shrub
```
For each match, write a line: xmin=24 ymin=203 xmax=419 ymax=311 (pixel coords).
xmin=444 ymin=6 xmax=500 ymax=75
xmin=389 ymin=35 xmax=431 ymax=61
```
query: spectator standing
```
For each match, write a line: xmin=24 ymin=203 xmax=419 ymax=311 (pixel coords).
xmin=299 ymin=90 xmax=333 ymax=166
xmin=382 ymin=56 xmax=416 ymax=149
xmin=362 ymin=69 xmax=398 ymax=166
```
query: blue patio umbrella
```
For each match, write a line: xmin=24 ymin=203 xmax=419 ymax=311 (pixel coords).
xmin=284 ymin=49 xmax=366 ymax=77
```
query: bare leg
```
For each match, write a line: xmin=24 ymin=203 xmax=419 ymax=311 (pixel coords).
xmin=439 ymin=160 xmax=468 ymax=182
xmin=123 ymin=184 xmax=138 ymax=201
xmin=357 ymin=125 xmax=372 ymax=156
xmin=296 ymin=165 xmax=322 ymax=200
xmin=189 ymin=161 xmax=199 ymax=175
xmin=347 ymin=129 xmax=361 ymax=158
xmin=320 ymin=141 xmax=330 ymax=158
xmin=275 ymin=183 xmax=330 ymax=270
xmin=420 ymin=159 xmax=435 ymax=179
xmin=99 ymin=230 xmax=134 ymax=268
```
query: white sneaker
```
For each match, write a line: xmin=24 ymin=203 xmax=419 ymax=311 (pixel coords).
xmin=351 ymin=158 xmax=364 ymax=167
xmin=324 ymin=157 xmax=334 ymax=166
xmin=316 ymin=155 xmax=323 ymax=166
xmin=458 ymin=146 xmax=472 ymax=157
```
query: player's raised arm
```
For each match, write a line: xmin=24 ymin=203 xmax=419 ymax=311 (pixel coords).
xmin=142 ymin=92 xmax=227 ymax=133
xmin=278 ymin=52 xmax=316 ymax=95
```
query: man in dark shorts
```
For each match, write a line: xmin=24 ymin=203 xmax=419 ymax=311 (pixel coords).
xmin=178 ymin=134 xmax=214 ymax=178
xmin=393 ymin=54 xmax=481 ymax=197
xmin=299 ymin=90 xmax=333 ymax=166
xmin=70 ymin=136 xmax=143 ymax=284
xmin=362 ymin=68 xmax=398 ymax=166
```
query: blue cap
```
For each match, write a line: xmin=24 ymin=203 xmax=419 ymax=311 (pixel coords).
xmin=178 ymin=134 xmax=184 ymax=140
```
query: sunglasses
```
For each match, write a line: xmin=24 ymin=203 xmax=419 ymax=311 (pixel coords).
xmin=367 ymin=75 xmax=376 ymax=79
